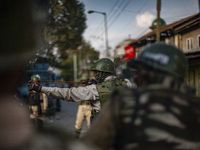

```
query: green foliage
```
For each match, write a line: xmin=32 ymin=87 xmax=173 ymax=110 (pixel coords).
xmin=37 ymin=0 xmax=100 ymax=81
xmin=80 ymin=41 xmax=99 ymax=63
xmin=45 ymin=0 xmax=86 ymax=60
xmin=61 ymin=41 xmax=99 ymax=81
xmin=61 ymin=55 xmax=74 ymax=81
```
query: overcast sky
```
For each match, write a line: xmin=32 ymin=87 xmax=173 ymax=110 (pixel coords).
xmin=79 ymin=0 xmax=199 ymax=57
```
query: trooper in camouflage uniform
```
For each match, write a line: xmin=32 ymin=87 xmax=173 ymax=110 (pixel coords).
xmin=28 ymin=58 xmax=132 ymax=120
xmin=82 ymin=43 xmax=200 ymax=150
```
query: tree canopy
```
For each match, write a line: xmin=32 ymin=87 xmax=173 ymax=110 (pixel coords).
xmin=36 ymin=0 xmax=100 ymax=81
xmin=45 ymin=0 xmax=86 ymax=60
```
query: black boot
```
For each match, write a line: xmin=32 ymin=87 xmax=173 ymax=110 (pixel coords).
xmin=75 ymin=129 xmax=81 ymax=139
xmin=36 ymin=119 xmax=44 ymax=131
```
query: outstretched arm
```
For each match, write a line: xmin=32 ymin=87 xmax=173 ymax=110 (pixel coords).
xmin=28 ymin=80 xmax=99 ymax=102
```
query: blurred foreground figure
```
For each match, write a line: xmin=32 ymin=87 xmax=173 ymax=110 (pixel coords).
xmin=0 ymin=0 xmax=43 ymax=149
xmin=0 ymin=0 xmax=97 ymax=149
xmin=82 ymin=43 xmax=200 ymax=150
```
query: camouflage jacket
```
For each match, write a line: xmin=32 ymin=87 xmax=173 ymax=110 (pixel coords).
xmin=83 ymin=76 xmax=200 ymax=150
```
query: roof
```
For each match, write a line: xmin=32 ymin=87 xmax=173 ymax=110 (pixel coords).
xmin=133 ymin=13 xmax=200 ymax=44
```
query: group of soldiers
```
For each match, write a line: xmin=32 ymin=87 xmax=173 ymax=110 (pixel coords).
xmin=2 ymin=0 xmax=200 ymax=150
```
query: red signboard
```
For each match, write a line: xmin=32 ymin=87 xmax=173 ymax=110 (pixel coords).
xmin=124 ymin=45 xmax=135 ymax=60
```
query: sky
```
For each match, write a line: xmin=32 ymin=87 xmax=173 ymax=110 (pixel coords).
xmin=78 ymin=0 xmax=199 ymax=57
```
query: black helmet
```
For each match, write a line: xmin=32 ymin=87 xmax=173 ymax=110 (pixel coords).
xmin=91 ymin=58 xmax=115 ymax=74
xmin=133 ymin=42 xmax=187 ymax=80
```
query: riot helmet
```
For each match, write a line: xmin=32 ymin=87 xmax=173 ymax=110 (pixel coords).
xmin=135 ymin=43 xmax=187 ymax=79
xmin=128 ymin=42 xmax=188 ymax=87
xmin=133 ymin=42 xmax=187 ymax=81
xmin=91 ymin=58 xmax=115 ymax=73
xmin=91 ymin=58 xmax=115 ymax=82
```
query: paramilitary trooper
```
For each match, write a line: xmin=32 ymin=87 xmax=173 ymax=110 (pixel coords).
xmin=28 ymin=58 xmax=132 ymax=119
xmin=82 ymin=43 xmax=200 ymax=150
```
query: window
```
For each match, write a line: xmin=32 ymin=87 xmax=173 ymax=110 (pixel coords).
xmin=197 ymin=35 xmax=200 ymax=48
xmin=186 ymin=37 xmax=193 ymax=50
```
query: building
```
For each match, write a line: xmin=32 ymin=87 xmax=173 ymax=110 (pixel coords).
xmin=135 ymin=13 xmax=200 ymax=95
xmin=114 ymin=13 xmax=200 ymax=95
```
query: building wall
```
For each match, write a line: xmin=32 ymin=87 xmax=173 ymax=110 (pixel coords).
xmin=164 ymin=36 xmax=174 ymax=45
xmin=114 ymin=40 xmax=134 ymax=58
xmin=181 ymin=28 xmax=200 ymax=96
xmin=187 ymin=60 xmax=200 ymax=95
xmin=181 ymin=28 xmax=200 ymax=53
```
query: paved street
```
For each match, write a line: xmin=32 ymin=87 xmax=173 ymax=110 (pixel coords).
xmin=44 ymin=100 xmax=88 ymax=135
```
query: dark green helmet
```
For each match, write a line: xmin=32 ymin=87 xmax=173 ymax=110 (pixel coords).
xmin=134 ymin=42 xmax=187 ymax=80
xmin=91 ymin=58 xmax=115 ymax=74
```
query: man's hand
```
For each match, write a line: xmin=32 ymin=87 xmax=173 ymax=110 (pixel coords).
xmin=87 ymin=79 xmax=97 ymax=85
xmin=82 ymin=79 xmax=97 ymax=86
xmin=28 ymin=80 xmax=42 ymax=92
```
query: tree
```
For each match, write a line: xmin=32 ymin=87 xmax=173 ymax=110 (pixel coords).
xmin=61 ymin=41 xmax=99 ymax=81
xmin=45 ymin=0 xmax=86 ymax=60
xmin=61 ymin=55 xmax=74 ymax=81
xmin=36 ymin=0 xmax=99 ymax=81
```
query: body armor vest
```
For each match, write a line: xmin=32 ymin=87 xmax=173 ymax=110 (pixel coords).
xmin=28 ymin=91 xmax=41 ymax=106
xmin=96 ymin=78 xmax=128 ymax=108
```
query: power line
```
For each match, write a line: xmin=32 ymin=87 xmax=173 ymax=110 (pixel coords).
xmin=107 ymin=0 xmax=132 ymax=29
xmin=112 ymin=0 xmax=150 ymax=40
xmin=92 ymin=0 xmax=133 ymax=41
xmin=89 ymin=0 xmax=124 ymax=40
xmin=91 ymin=0 xmax=134 ymax=37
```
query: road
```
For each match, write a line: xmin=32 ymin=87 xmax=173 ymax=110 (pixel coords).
xmin=44 ymin=100 xmax=88 ymax=135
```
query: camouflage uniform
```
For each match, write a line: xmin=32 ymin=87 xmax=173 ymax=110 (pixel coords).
xmin=82 ymin=43 xmax=200 ymax=150
xmin=84 ymin=77 xmax=200 ymax=150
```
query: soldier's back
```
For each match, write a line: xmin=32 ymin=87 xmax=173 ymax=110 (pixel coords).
xmin=114 ymin=83 xmax=200 ymax=150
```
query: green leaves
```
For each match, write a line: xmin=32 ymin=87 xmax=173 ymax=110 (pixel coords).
xmin=45 ymin=0 xmax=86 ymax=60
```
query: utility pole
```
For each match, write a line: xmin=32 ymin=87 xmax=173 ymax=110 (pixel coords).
xmin=73 ymin=53 xmax=77 ymax=82
xmin=104 ymin=13 xmax=109 ymax=57
xmin=156 ymin=0 xmax=161 ymax=42
xmin=88 ymin=10 xmax=110 ymax=58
